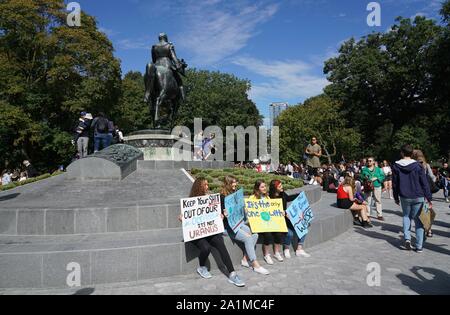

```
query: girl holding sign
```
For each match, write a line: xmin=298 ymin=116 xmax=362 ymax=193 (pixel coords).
xmin=269 ymin=180 xmax=311 ymax=259
xmin=179 ymin=177 xmax=246 ymax=287
xmin=220 ymin=176 xmax=270 ymax=275
xmin=250 ymin=180 xmax=286 ymax=265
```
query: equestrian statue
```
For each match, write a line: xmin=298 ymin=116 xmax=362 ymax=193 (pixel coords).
xmin=144 ymin=33 xmax=187 ymax=129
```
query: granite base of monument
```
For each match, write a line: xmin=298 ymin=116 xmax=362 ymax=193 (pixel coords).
xmin=124 ymin=130 xmax=191 ymax=161
xmin=67 ymin=144 xmax=143 ymax=181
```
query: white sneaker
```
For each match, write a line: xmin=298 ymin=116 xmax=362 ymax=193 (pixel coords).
xmin=264 ymin=255 xmax=274 ymax=265
xmin=296 ymin=249 xmax=311 ymax=258
xmin=241 ymin=259 xmax=250 ymax=268
xmin=309 ymin=178 xmax=314 ymax=185
xmin=253 ymin=266 xmax=270 ymax=275
xmin=274 ymin=252 xmax=284 ymax=262
xmin=284 ymin=249 xmax=291 ymax=259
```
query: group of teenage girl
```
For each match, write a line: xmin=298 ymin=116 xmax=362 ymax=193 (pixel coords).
xmin=180 ymin=176 xmax=312 ymax=287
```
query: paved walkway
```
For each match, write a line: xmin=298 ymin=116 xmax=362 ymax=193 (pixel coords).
xmin=1 ymin=193 xmax=449 ymax=295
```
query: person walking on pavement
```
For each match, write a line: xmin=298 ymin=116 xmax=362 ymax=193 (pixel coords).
xmin=392 ymin=145 xmax=432 ymax=252
xmin=361 ymin=157 xmax=385 ymax=221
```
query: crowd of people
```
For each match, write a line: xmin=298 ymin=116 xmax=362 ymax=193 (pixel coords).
xmin=180 ymin=176 xmax=312 ymax=287
xmin=73 ymin=111 xmax=124 ymax=159
xmin=1 ymin=160 xmax=39 ymax=187
xmin=186 ymin=138 xmax=449 ymax=287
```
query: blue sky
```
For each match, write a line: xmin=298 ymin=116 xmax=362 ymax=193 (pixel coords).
xmin=73 ymin=0 xmax=443 ymax=126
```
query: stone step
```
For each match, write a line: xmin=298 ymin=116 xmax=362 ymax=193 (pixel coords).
xmin=0 ymin=193 xmax=353 ymax=289
xmin=137 ymin=160 xmax=234 ymax=171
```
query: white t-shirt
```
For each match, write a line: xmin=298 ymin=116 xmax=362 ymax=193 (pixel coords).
xmin=2 ymin=174 xmax=12 ymax=186
xmin=382 ymin=166 xmax=392 ymax=176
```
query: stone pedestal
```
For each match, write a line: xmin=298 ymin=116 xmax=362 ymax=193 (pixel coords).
xmin=124 ymin=130 xmax=191 ymax=161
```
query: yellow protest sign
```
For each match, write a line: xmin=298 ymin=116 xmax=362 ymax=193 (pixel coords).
xmin=245 ymin=197 xmax=288 ymax=233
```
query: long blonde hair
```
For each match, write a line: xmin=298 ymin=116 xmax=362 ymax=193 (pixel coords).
xmin=220 ymin=175 xmax=237 ymax=196
xmin=412 ymin=150 xmax=427 ymax=169
xmin=342 ymin=176 xmax=355 ymax=193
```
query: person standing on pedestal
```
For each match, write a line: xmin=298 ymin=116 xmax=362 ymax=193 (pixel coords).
xmin=305 ymin=137 xmax=322 ymax=185
xmin=91 ymin=112 xmax=111 ymax=153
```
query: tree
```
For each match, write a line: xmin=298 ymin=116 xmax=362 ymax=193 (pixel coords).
xmin=0 ymin=0 xmax=122 ymax=170
xmin=324 ymin=6 xmax=450 ymax=161
xmin=176 ymin=69 xmax=262 ymax=130
xmin=277 ymin=95 xmax=361 ymax=164
xmin=113 ymin=71 xmax=151 ymax=133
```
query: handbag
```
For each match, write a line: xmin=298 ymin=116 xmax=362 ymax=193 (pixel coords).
xmin=427 ymin=175 xmax=440 ymax=194
xmin=419 ymin=203 xmax=436 ymax=232
xmin=363 ymin=180 xmax=374 ymax=192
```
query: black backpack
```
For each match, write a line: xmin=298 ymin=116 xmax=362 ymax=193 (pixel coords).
xmin=96 ymin=117 xmax=109 ymax=134
xmin=428 ymin=175 xmax=440 ymax=194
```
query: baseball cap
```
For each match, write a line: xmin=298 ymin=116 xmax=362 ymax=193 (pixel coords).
xmin=80 ymin=111 xmax=87 ymax=116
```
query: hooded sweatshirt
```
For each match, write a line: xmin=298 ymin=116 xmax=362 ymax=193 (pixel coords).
xmin=392 ymin=159 xmax=432 ymax=202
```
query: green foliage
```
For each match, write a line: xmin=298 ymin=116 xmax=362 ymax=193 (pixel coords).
xmin=0 ymin=1 xmax=262 ymax=171
xmin=177 ymin=69 xmax=262 ymax=130
xmin=324 ymin=9 xmax=450 ymax=161
xmin=0 ymin=0 xmax=121 ymax=171
xmin=277 ymin=95 xmax=361 ymax=164
xmin=191 ymin=169 xmax=303 ymax=195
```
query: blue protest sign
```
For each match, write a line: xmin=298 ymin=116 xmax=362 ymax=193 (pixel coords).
xmin=286 ymin=192 xmax=314 ymax=240
xmin=224 ymin=188 xmax=246 ymax=233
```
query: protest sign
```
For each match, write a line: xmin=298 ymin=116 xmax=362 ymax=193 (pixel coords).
xmin=180 ymin=193 xmax=224 ymax=242
xmin=224 ymin=188 xmax=246 ymax=233
xmin=286 ymin=192 xmax=314 ymax=239
xmin=245 ymin=198 xmax=288 ymax=233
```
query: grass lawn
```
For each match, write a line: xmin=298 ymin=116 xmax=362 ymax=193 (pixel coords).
xmin=190 ymin=168 xmax=303 ymax=196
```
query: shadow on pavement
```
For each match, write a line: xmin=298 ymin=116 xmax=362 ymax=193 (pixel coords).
xmin=396 ymin=266 xmax=450 ymax=295
xmin=0 ymin=193 xmax=20 ymax=202
xmin=354 ymin=225 xmax=450 ymax=256
xmin=72 ymin=287 xmax=95 ymax=295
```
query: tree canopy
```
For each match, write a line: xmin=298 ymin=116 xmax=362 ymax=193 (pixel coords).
xmin=0 ymin=0 xmax=121 ymax=170
xmin=324 ymin=5 xmax=450 ymax=161
xmin=0 ymin=0 xmax=262 ymax=171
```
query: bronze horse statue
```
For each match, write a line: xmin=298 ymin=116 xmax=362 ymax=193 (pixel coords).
xmin=144 ymin=33 xmax=187 ymax=130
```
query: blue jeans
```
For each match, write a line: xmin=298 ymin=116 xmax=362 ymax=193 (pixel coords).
xmin=284 ymin=226 xmax=306 ymax=249
xmin=94 ymin=133 xmax=111 ymax=152
xmin=400 ymin=197 xmax=425 ymax=249
xmin=226 ymin=225 xmax=258 ymax=263
xmin=441 ymin=177 xmax=449 ymax=198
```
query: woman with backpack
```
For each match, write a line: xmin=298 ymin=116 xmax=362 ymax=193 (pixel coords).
xmin=91 ymin=112 xmax=111 ymax=153
xmin=412 ymin=150 xmax=438 ymax=237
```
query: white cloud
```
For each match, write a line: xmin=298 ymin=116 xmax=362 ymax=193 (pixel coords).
xmin=99 ymin=27 xmax=119 ymax=37
xmin=173 ymin=0 xmax=280 ymax=66
xmin=232 ymin=56 xmax=330 ymax=104
xmin=116 ymin=38 xmax=150 ymax=50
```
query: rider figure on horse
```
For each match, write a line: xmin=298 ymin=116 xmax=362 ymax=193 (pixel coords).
xmin=144 ymin=33 xmax=186 ymax=103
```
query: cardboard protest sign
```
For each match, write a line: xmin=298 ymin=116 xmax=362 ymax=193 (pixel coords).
xmin=224 ymin=188 xmax=246 ymax=233
xmin=286 ymin=192 xmax=314 ymax=240
xmin=245 ymin=198 xmax=288 ymax=233
xmin=180 ymin=193 xmax=224 ymax=242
